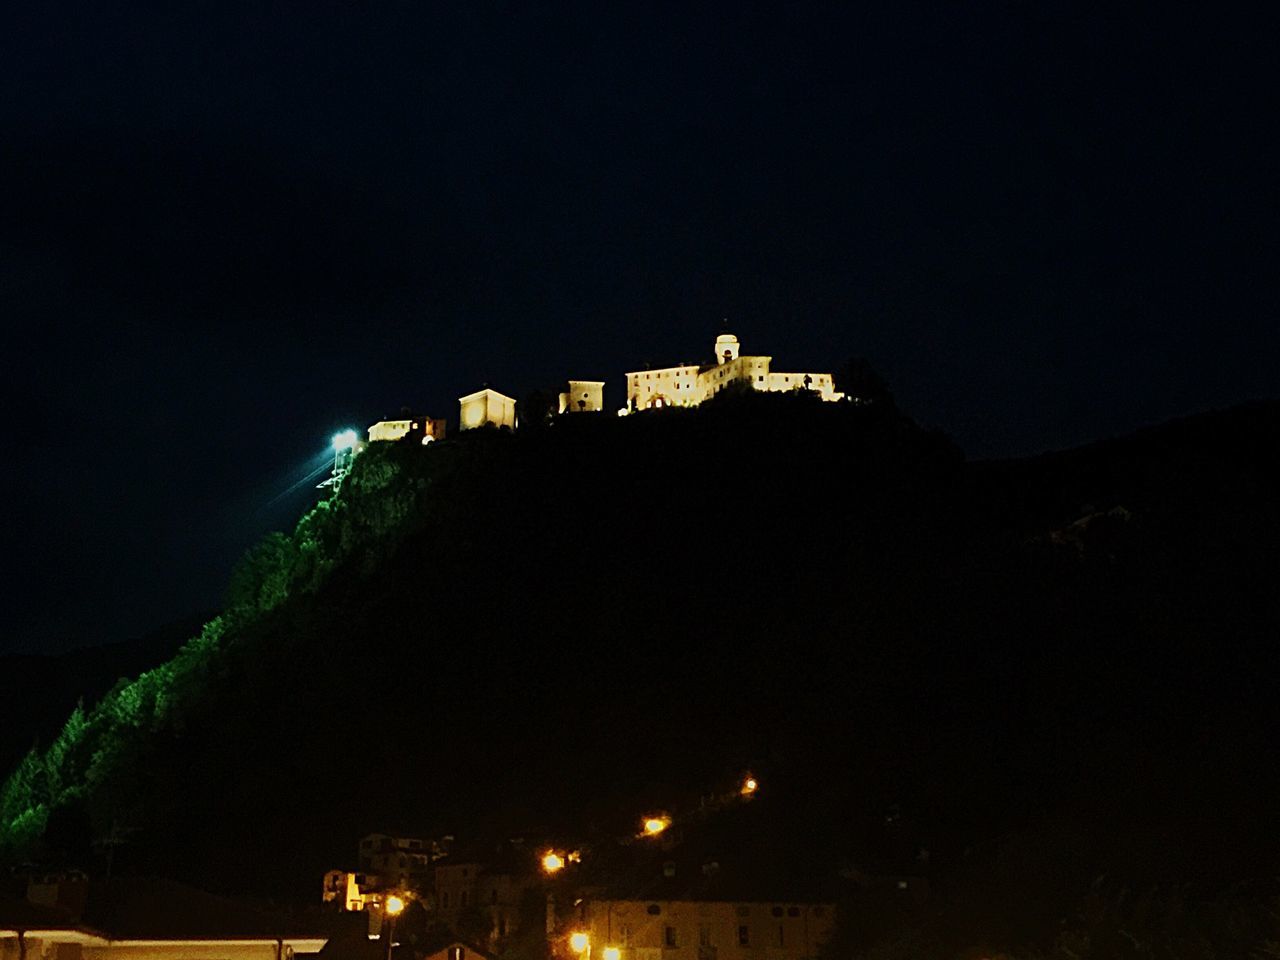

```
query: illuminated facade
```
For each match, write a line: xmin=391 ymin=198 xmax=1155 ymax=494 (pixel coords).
xmin=460 ymin=388 xmax=518 ymax=431
xmin=368 ymin=416 xmax=447 ymax=444
xmin=2 ymin=878 xmax=327 ymax=960
xmin=322 ymin=870 xmax=382 ymax=911
xmin=624 ymin=334 xmax=843 ymax=412
xmin=558 ymin=380 xmax=605 ymax=414
xmin=577 ymin=898 xmax=834 ymax=960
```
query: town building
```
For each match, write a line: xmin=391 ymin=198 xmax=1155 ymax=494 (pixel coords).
xmin=368 ymin=415 xmax=447 ymax=444
xmin=624 ymin=334 xmax=843 ymax=412
xmin=420 ymin=938 xmax=497 ymax=960
xmin=356 ymin=834 xmax=435 ymax=889
xmin=576 ymin=898 xmax=834 ymax=960
xmin=459 ymin=389 xmax=518 ymax=431
xmin=558 ymin=380 xmax=605 ymax=414
xmin=0 ymin=876 xmax=327 ymax=960
xmin=322 ymin=870 xmax=382 ymax=912
xmin=433 ymin=851 xmax=540 ymax=947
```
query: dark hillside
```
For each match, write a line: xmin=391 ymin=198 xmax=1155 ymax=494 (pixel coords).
xmin=3 ymin=395 xmax=1278 ymax=955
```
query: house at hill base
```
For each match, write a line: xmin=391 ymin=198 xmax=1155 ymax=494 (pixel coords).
xmin=356 ymin=834 xmax=436 ymax=886
xmin=0 ymin=876 xmax=327 ymax=960
xmin=574 ymin=898 xmax=834 ymax=960
xmin=433 ymin=857 xmax=540 ymax=947
xmin=624 ymin=334 xmax=843 ymax=412
xmin=419 ymin=938 xmax=497 ymax=960
xmin=322 ymin=871 xmax=383 ymax=912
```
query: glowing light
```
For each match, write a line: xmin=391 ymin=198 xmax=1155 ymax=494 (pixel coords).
xmin=567 ymin=850 xmax=582 ymax=863
xmin=569 ymin=933 xmax=590 ymax=953
xmin=642 ymin=815 xmax=670 ymax=836
xmin=542 ymin=851 xmax=565 ymax=874
xmin=741 ymin=775 xmax=758 ymax=795
xmin=332 ymin=429 xmax=359 ymax=452
xmin=385 ymin=895 xmax=405 ymax=916
xmin=602 ymin=948 xmax=620 ymax=960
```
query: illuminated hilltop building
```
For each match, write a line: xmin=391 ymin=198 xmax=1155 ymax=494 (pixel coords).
xmin=558 ymin=379 xmax=606 ymax=414
xmin=460 ymin=387 xmax=518 ymax=430
xmin=624 ymin=333 xmax=843 ymax=412
xmin=368 ymin=414 xmax=447 ymax=444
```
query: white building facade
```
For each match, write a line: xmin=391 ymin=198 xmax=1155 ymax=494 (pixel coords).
xmin=368 ymin=416 xmax=447 ymax=444
xmin=558 ymin=380 xmax=606 ymax=414
xmin=459 ymin=388 xmax=518 ymax=431
xmin=625 ymin=334 xmax=843 ymax=412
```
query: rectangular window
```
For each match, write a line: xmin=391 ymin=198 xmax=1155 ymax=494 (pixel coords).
xmin=738 ymin=926 xmax=749 ymax=946
xmin=777 ymin=926 xmax=784 ymax=947
xmin=698 ymin=925 xmax=711 ymax=947
xmin=621 ymin=926 xmax=631 ymax=946
xmin=665 ymin=927 xmax=677 ymax=948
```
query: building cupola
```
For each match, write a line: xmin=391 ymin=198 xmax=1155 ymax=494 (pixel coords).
xmin=715 ymin=332 xmax=740 ymax=364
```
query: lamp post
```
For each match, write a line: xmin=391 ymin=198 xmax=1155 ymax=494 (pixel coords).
xmin=384 ymin=895 xmax=405 ymax=960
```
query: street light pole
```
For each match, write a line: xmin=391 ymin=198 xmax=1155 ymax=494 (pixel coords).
xmin=384 ymin=895 xmax=405 ymax=960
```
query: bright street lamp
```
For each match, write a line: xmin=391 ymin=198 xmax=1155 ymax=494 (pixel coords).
xmin=383 ymin=894 xmax=406 ymax=960
xmin=642 ymin=816 xmax=670 ymax=837
xmin=569 ymin=932 xmax=591 ymax=954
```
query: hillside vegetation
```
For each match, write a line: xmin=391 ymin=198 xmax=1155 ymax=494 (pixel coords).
xmin=2 ymin=393 xmax=1278 ymax=957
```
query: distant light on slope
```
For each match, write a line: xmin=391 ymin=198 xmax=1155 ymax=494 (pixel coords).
xmin=642 ymin=815 xmax=670 ymax=836
xmin=741 ymin=775 xmax=758 ymax=796
xmin=542 ymin=851 xmax=565 ymax=874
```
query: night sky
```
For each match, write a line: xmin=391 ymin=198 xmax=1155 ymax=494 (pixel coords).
xmin=3 ymin=4 xmax=1276 ymax=653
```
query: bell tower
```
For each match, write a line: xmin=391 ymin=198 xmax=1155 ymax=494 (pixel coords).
xmin=714 ymin=332 xmax=740 ymax=364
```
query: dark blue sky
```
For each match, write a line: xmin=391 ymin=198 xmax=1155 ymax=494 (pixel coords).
xmin=2 ymin=3 xmax=1276 ymax=652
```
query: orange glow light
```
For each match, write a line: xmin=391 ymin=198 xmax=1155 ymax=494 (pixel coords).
xmin=642 ymin=815 xmax=670 ymax=836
